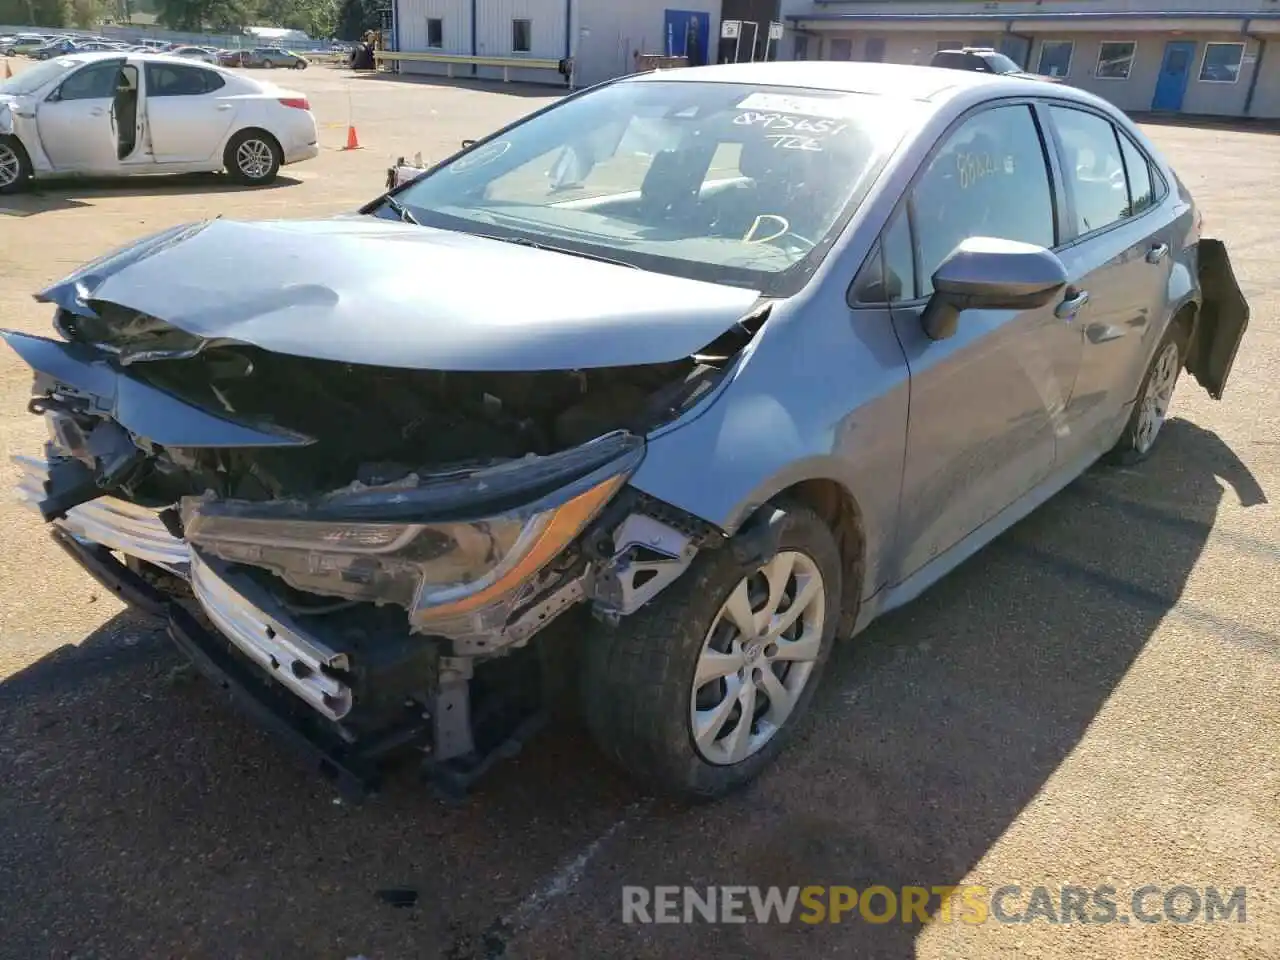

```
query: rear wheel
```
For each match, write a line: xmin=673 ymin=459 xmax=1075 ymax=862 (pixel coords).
xmin=224 ymin=130 xmax=281 ymax=185
xmin=582 ymin=502 xmax=842 ymax=801
xmin=0 ymin=135 xmax=31 ymax=194
xmin=293 ymin=60 xmax=307 ymax=69
xmin=263 ymin=59 xmax=275 ymax=69
xmin=1107 ymin=318 xmax=1190 ymax=464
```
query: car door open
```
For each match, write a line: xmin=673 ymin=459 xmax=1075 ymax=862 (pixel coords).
xmin=36 ymin=59 xmax=125 ymax=173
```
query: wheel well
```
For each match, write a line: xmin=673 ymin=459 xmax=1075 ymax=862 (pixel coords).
xmin=777 ymin=479 xmax=865 ymax=637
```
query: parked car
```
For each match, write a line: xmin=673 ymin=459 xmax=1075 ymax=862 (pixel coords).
xmin=171 ymin=45 xmax=219 ymax=65
xmin=3 ymin=33 xmax=54 ymax=56
xmin=931 ymin=46 xmax=1060 ymax=82
xmin=217 ymin=48 xmax=246 ymax=66
xmin=30 ymin=38 xmax=80 ymax=59
xmin=0 ymin=52 xmax=318 ymax=191
xmin=240 ymin=46 xmax=308 ymax=69
xmin=2 ymin=61 xmax=1248 ymax=802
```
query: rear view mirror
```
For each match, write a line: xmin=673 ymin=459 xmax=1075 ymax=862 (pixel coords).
xmin=922 ymin=237 xmax=1067 ymax=341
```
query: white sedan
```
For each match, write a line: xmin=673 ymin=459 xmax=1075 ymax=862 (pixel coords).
xmin=0 ymin=51 xmax=319 ymax=192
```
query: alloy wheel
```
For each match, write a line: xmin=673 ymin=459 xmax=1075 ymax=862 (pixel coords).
xmin=235 ymin=139 xmax=274 ymax=181
xmin=1135 ymin=341 xmax=1180 ymax=454
xmin=690 ymin=551 xmax=826 ymax=766
xmin=0 ymin=143 xmax=21 ymax=189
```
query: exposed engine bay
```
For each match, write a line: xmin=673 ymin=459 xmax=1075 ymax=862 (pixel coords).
xmin=7 ymin=294 xmax=757 ymax=798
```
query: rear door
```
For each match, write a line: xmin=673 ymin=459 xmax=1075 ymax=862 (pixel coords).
xmin=1041 ymin=103 xmax=1179 ymax=463
xmin=143 ymin=61 xmax=235 ymax=163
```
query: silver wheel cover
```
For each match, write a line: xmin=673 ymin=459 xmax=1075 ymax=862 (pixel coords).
xmin=235 ymin=139 xmax=274 ymax=181
xmin=1135 ymin=340 xmax=1180 ymax=454
xmin=690 ymin=550 xmax=826 ymax=766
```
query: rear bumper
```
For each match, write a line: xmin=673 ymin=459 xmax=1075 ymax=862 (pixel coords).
xmin=283 ymin=142 xmax=320 ymax=165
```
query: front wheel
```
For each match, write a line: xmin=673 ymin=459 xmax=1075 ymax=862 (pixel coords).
xmin=293 ymin=60 xmax=307 ymax=69
xmin=582 ymin=502 xmax=842 ymax=801
xmin=263 ymin=59 xmax=275 ymax=69
xmin=1107 ymin=319 xmax=1189 ymax=464
xmin=0 ymin=135 xmax=32 ymax=194
xmin=224 ymin=130 xmax=281 ymax=185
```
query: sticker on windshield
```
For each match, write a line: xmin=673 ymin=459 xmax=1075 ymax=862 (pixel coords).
xmin=450 ymin=140 xmax=511 ymax=172
xmin=735 ymin=92 xmax=857 ymax=120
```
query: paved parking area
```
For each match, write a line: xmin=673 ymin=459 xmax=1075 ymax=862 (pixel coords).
xmin=0 ymin=63 xmax=1276 ymax=960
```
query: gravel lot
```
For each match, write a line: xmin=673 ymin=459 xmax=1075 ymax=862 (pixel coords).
xmin=0 ymin=61 xmax=1276 ymax=960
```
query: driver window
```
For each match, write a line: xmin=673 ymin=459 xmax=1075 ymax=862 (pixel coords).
xmin=55 ymin=61 xmax=122 ymax=101
xmin=910 ymin=104 xmax=1055 ymax=297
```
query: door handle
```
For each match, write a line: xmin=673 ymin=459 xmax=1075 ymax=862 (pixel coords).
xmin=1146 ymin=242 xmax=1170 ymax=264
xmin=216 ymin=103 xmax=233 ymax=110
xmin=89 ymin=107 xmax=105 ymax=116
xmin=1055 ymin=288 xmax=1090 ymax=320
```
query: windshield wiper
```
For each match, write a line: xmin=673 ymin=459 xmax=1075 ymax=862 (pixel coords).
xmin=472 ymin=233 xmax=638 ymax=269
xmin=382 ymin=195 xmax=420 ymax=226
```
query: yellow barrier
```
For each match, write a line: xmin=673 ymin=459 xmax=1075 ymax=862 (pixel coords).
xmin=373 ymin=50 xmax=561 ymax=81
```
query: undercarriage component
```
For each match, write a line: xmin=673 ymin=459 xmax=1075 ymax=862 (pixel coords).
xmin=590 ymin=512 xmax=698 ymax=620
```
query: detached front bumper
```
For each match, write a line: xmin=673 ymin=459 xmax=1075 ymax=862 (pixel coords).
xmin=17 ymin=453 xmax=357 ymax=722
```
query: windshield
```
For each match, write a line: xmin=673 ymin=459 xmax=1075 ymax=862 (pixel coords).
xmin=384 ymin=80 xmax=921 ymax=295
xmin=0 ymin=57 xmax=77 ymax=96
xmin=985 ymin=52 xmax=1023 ymax=74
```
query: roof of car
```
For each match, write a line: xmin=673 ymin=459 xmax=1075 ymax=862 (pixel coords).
xmin=53 ymin=50 xmax=224 ymax=66
xmin=627 ymin=59 xmax=1109 ymax=109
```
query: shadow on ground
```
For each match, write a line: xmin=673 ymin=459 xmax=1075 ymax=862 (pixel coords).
xmin=0 ymin=174 xmax=305 ymax=216
xmin=0 ymin=419 xmax=1266 ymax=959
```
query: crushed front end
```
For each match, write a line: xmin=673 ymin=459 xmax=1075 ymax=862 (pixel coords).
xmin=4 ymin=300 xmax=736 ymax=798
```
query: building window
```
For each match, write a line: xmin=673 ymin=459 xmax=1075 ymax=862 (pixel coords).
xmin=864 ymin=37 xmax=885 ymax=62
xmin=1199 ymin=41 xmax=1245 ymax=83
xmin=512 ymin=19 xmax=532 ymax=53
xmin=829 ymin=37 xmax=852 ymax=60
xmin=793 ymin=35 xmax=809 ymax=60
xmin=1095 ymin=41 xmax=1136 ymax=80
xmin=427 ymin=18 xmax=443 ymax=48
xmin=1037 ymin=40 xmax=1074 ymax=78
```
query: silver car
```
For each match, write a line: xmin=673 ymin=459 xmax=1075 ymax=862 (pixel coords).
xmin=2 ymin=62 xmax=1249 ymax=802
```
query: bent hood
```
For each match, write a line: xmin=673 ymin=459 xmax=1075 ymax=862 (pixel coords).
xmin=37 ymin=218 xmax=763 ymax=372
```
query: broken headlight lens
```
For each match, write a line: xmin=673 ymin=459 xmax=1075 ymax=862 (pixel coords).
xmin=180 ymin=435 xmax=641 ymax=631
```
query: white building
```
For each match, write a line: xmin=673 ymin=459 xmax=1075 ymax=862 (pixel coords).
xmin=390 ymin=0 xmax=728 ymax=87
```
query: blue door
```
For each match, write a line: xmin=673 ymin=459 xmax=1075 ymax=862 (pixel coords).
xmin=1152 ymin=41 xmax=1196 ymax=111
xmin=664 ymin=9 xmax=711 ymax=66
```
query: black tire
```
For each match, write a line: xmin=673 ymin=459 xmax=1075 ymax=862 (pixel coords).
xmin=263 ymin=59 xmax=275 ymax=69
xmin=0 ymin=135 xmax=32 ymax=195
xmin=293 ymin=60 xmax=307 ymax=69
xmin=223 ymin=129 xmax=281 ymax=186
xmin=1105 ymin=316 xmax=1191 ymax=465
xmin=582 ymin=501 xmax=842 ymax=802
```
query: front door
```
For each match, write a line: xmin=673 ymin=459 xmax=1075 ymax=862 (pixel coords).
xmin=1152 ymin=41 xmax=1196 ymax=112
xmin=36 ymin=59 xmax=124 ymax=173
xmin=887 ymin=102 xmax=1082 ymax=579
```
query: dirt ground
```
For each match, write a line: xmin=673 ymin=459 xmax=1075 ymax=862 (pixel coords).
xmin=0 ymin=62 xmax=1276 ymax=960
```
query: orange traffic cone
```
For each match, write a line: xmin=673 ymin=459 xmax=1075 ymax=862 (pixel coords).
xmin=343 ymin=124 xmax=361 ymax=151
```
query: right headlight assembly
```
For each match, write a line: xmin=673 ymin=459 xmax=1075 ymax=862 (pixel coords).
xmin=181 ymin=432 xmax=643 ymax=632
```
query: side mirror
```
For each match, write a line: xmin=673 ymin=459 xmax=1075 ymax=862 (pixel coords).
xmin=921 ymin=237 xmax=1067 ymax=341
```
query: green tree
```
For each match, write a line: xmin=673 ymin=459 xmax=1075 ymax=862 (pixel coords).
xmin=69 ymin=0 xmax=100 ymax=27
xmin=0 ymin=0 xmax=68 ymax=26
xmin=156 ymin=0 xmax=248 ymax=31
xmin=335 ymin=0 xmax=375 ymax=41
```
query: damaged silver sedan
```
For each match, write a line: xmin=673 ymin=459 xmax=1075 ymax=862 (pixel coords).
xmin=5 ymin=61 xmax=1250 ymax=801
